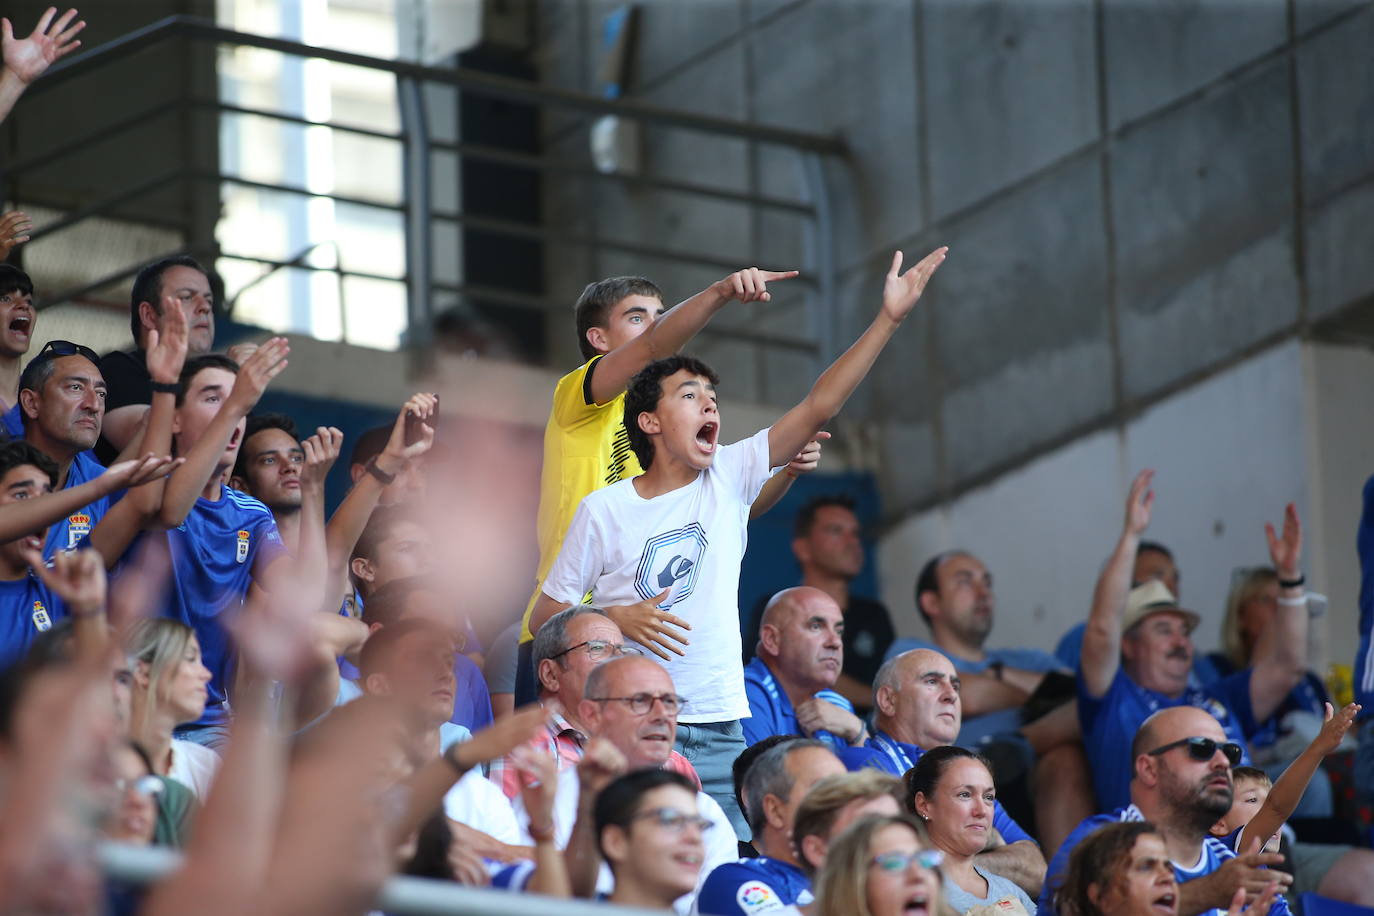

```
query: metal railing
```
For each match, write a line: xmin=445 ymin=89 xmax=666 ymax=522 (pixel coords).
xmin=3 ymin=14 xmax=846 ymax=361
xmin=101 ymin=842 xmax=667 ymax=916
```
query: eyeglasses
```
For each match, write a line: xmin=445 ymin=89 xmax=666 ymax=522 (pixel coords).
xmin=115 ymin=774 xmax=165 ymax=798
xmin=1146 ymin=736 xmax=1243 ymax=767
xmin=872 ymin=849 xmax=944 ymax=873
xmin=590 ymin=692 xmax=687 ymax=715
xmin=632 ymin=807 xmax=714 ymax=833
xmin=548 ymin=640 xmax=642 ymax=662
xmin=34 ymin=339 xmax=100 ymax=365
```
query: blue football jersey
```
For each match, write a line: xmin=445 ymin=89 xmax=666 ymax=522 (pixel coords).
xmin=42 ymin=450 xmax=111 ymax=558
xmin=0 ymin=572 xmax=65 ymax=669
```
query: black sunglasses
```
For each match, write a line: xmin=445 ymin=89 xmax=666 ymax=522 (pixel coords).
xmin=35 ymin=339 xmax=100 ymax=364
xmin=1147 ymin=736 xmax=1243 ymax=767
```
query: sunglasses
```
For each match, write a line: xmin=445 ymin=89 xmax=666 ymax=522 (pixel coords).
xmin=872 ymin=849 xmax=944 ymax=873
xmin=35 ymin=339 xmax=100 ymax=364
xmin=1146 ymin=736 xmax=1243 ymax=767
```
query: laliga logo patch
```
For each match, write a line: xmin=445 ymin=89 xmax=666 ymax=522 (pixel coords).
xmin=31 ymin=600 xmax=51 ymax=632
xmin=735 ymin=881 xmax=782 ymax=913
xmin=66 ymin=513 xmax=91 ymax=549
xmin=236 ymin=529 xmax=250 ymax=564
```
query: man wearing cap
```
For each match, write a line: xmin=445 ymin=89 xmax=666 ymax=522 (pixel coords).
xmin=1078 ymin=470 xmax=1308 ymax=811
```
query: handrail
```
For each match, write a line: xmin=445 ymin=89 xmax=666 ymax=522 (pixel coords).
xmin=31 ymin=16 xmax=847 ymax=155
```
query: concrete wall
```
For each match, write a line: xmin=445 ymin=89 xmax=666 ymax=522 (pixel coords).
xmin=528 ymin=0 xmax=1374 ymax=526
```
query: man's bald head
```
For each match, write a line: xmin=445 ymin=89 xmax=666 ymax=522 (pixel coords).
xmin=873 ymin=648 xmax=961 ymax=748
xmin=758 ymin=587 xmax=845 ymax=693
xmin=1131 ymin=705 xmax=1229 ymax=766
xmin=1131 ymin=706 xmax=1235 ymax=830
xmin=580 ymin=655 xmax=681 ymax=770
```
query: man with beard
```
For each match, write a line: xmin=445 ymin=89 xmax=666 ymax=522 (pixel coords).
xmin=230 ymin=413 xmax=308 ymax=547
xmin=1040 ymin=706 xmax=1292 ymax=916
xmin=1078 ymin=471 xmax=1307 ymax=812
xmin=744 ymin=587 xmax=865 ymax=751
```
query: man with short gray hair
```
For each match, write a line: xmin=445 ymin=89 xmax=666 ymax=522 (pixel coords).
xmin=694 ymin=738 xmax=844 ymax=916
xmin=490 ymin=606 xmax=701 ymax=799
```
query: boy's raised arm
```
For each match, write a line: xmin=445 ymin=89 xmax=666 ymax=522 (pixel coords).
xmin=588 ymin=267 xmax=797 ymax=405
xmin=767 ymin=248 xmax=945 ymax=468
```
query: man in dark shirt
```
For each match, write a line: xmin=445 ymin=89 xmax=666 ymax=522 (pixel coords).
xmin=96 ymin=255 xmax=217 ymax=464
xmin=745 ymin=494 xmax=894 ymax=712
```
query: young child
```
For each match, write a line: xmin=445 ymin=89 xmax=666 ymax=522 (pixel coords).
xmin=534 ymin=248 xmax=947 ymax=830
xmin=1210 ymin=701 xmax=1361 ymax=853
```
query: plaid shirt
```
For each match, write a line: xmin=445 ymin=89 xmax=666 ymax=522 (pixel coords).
xmin=490 ymin=711 xmax=702 ymax=799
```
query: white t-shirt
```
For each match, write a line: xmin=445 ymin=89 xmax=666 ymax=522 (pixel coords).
xmin=168 ymin=739 xmax=220 ymax=799
xmin=543 ymin=428 xmax=775 ymax=722
xmin=443 ymin=768 xmax=524 ymax=846
xmin=511 ymin=766 xmax=739 ymax=915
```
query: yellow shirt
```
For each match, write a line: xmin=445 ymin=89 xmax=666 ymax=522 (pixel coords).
xmin=520 ymin=356 xmax=643 ymax=641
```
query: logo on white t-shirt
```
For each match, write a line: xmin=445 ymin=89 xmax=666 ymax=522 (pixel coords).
xmin=633 ymin=523 xmax=707 ymax=608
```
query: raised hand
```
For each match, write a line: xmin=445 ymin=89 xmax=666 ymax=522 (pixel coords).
xmin=101 ymin=453 xmax=182 ymax=489
xmin=300 ymin=426 xmax=344 ymax=491
xmin=1227 ymin=881 xmax=1280 ymax=916
xmin=713 ymin=267 xmax=800 ymax=304
xmin=511 ymin=745 xmax=560 ymax=840
xmin=225 ymin=336 xmax=289 ymax=413
xmin=382 ymin=392 xmax=438 ymax=464
xmin=1216 ymin=839 xmax=1292 ymax=904
xmin=1264 ymin=502 xmax=1303 ymax=581
xmin=1124 ymin=469 xmax=1155 ymax=538
xmin=576 ymin=736 xmax=628 ymax=795
xmin=785 ymin=431 xmax=829 ymax=477
xmin=224 ymin=341 xmax=259 ymax=366
xmin=1313 ymin=701 xmax=1361 ymax=756
xmin=22 ymin=545 xmax=106 ymax=617
xmin=450 ymin=701 xmax=556 ymax=772
xmin=606 ymin=587 xmax=690 ymax=661
xmin=2 ymin=8 xmax=85 ymax=84
xmin=145 ymin=293 xmax=190 ymax=385
xmin=881 ymin=247 xmax=947 ymax=323
xmin=0 ymin=210 xmax=32 ymax=261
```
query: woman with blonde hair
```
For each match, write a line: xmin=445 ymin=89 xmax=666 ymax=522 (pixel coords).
xmin=813 ymin=813 xmax=945 ymax=916
xmin=126 ymin=618 xmax=218 ymax=798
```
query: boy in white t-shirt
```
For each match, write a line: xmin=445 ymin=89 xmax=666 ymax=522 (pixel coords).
xmin=535 ymin=247 xmax=948 ymax=834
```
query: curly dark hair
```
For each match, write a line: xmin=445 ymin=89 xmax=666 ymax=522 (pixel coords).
xmin=1054 ymin=821 xmax=1164 ymax=916
xmin=622 ymin=355 xmax=719 ymax=471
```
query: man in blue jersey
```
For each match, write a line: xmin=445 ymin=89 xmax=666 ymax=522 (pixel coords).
xmin=1040 ymin=705 xmax=1292 ymax=916
xmin=839 ymin=647 xmax=1046 ymax=897
xmin=744 ymin=588 xmax=866 ymax=752
xmin=16 ymin=340 xmax=111 ymax=556
xmin=695 ymin=737 xmax=845 ymax=916
xmin=1079 ymin=471 xmax=1307 ymax=811
xmin=0 ymin=442 xmax=66 ymax=667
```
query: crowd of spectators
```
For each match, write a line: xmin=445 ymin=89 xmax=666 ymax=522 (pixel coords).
xmin=3 ymin=9 xmax=1374 ymax=916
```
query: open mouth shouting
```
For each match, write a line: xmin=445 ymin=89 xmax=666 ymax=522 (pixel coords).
xmin=695 ymin=421 xmax=718 ymax=453
xmin=902 ymin=893 xmax=930 ymax=916
xmin=7 ymin=313 xmax=32 ymax=342
xmin=1151 ymin=891 xmax=1177 ymax=915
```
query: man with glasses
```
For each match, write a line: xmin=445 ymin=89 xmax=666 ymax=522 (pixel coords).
xmin=490 ymin=605 xmax=701 ymax=799
xmin=512 ymin=654 xmax=739 ymax=913
xmin=1040 ymin=706 xmax=1292 ymax=916
xmin=1078 ymin=471 xmax=1307 ymax=812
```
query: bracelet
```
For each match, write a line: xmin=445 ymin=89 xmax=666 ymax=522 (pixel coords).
xmin=1276 ymin=594 xmax=1307 ymax=607
xmin=149 ymin=380 xmax=182 ymax=395
xmin=784 ymin=469 xmax=800 ymax=480
xmin=442 ymin=744 xmax=472 ymax=777
xmin=1278 ymin=574 xmax=1305 ymax=589
xmin=528 ymin=821 xmax=557 ymax=844
xmin=364 ymin=456 xmax=396 ymax=486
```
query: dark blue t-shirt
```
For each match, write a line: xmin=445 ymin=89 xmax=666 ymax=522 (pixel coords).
xmin=1356 ymin=475 xmax=1374 ymax=716
xmin=0 ymin=572 xmax=64 ymax=670
xmin=838 ymin=731 xmax=1034 ymax=846
xmin=742 ymin=657 xmax=854 ymax=751
xmin=1077 ymin=665 xmax=1255 ymax=811
xmin=1039 ymin=805 xmax=1291 ymax=916
xmin=144 ymin=486 xmax=286 ymax=726
xmin=696 ymin=856 xmax=813 ymax=915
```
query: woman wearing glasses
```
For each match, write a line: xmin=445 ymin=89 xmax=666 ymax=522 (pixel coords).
xmin=813 ymin=813 xmax=946 ymax=916
xmin=594 ymin=768 xmax=711 ymax=909
xmin=908 ymin=746 xmax=1037 ymax=914
xmin=105 ymin=740 xmax=196 ymax=848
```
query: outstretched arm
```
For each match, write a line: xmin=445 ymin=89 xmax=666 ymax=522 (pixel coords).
xmin=1081 ymin=470 xmax=1155 ymax=698
xmin=767 ymin=249 xmax=946 ymax=468
xmin=0 ymin=8 xmax=84 ymax=124
xmin=1239 ymin=701 xmax=1360 ymax=853
xmin=749 ymin=432 xmax=827 ymax=520
xmin=588 ymin=268 xmax=798 ymax=405
xmin=1246 ymin=503 xmax=1308 ymax=721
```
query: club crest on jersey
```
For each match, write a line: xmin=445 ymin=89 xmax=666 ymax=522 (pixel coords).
xmin=66 ymin=513 xmax=91 ymax=549
xmin=31 ymin=600 xmax=52 ymax=632
xmin=236 ymin=529 xmax=250 ymax=564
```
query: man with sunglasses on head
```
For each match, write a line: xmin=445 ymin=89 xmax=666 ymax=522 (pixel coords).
xmin=508 ymin=654 xmax=738 ymax=913
xmin=1077 ymin=470 xmax=1307 ymax=813
xmin=1041 ymin=705 xmax=1292 ymax=916
xmin=489 ymin=605 xmax=701 ymax=800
